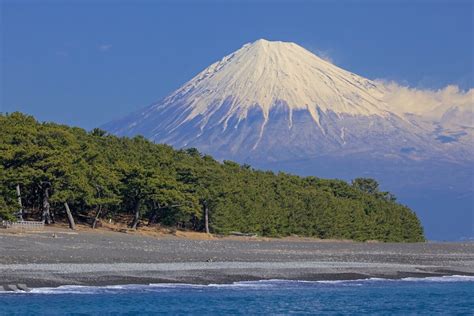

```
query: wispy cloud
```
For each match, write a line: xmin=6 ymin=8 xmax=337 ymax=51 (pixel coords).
xmin=314 ymin=49 xmax=334 ymax=64
xmin=98 ymin=44 xmax=112 ymax=52
xmin=378 ymin=80 xmax=474 ymax=120
xmin=304 ymin=44 xmax=335 ymax=64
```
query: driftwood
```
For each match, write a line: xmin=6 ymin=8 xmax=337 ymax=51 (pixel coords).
xmin=64 ymin=202 xmax=76 ymax=230
xmin=230 ymin=231 xmax=257 ymax=237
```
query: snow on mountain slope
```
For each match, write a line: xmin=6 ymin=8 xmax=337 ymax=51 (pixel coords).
xmin=162 ymin=39 xmax=388 ymax=125
xmin=104 ymin=39 xmax=473 ymax=164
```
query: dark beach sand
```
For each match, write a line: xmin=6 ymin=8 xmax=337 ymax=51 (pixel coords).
xmin=1 ymin=228 xmax=473 ymax=288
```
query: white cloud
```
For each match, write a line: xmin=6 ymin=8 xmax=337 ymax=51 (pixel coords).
xmin=315 ymin=50 xmax=334 ymax=64
xmin=304 ymin=44 xmax=335 ymax=64
xmin=378 ymin=81 xmax=474 ymax=121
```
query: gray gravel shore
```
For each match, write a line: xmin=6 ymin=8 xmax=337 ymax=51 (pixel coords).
xmin=1 ymin=229 xmax=473 ymax=288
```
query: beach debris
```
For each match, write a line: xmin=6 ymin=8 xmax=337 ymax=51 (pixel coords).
xmin=17 ymin=284 xmax=30 ymax=292
xmin=206 ymin=258 xmax=214 ymax=262
xmin=2 ymin=284 xmax=31 ymax=292
xmin=6 ymin=284 xmax=19 ymax=291
xmin=230 ymin=231 xmax=258 ymax=237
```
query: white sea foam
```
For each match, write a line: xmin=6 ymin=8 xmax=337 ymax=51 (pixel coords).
xmin=2 ymin=275 xmax=472 ymax=295
xmin=315 ymin=275 xmax=474 ymax=284
xmin=317 ymin=277 xmax=394 ymax=284
xmin=26 ymin=284 xmax=153 ymax=295
xmin=400 ymin=275 xmax=474 ymax=282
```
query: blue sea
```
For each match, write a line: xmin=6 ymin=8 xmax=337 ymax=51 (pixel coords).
xmin=1 ymin=276 xmax=473 ymax=315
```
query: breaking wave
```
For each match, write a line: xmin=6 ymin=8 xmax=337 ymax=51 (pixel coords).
xmin=1 ymin=275 xmax=473 ymax=295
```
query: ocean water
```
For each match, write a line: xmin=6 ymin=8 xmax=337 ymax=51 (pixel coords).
xmin=1 ymin=276 xmax=473 ymax=315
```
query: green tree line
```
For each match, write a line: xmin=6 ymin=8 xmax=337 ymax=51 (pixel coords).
xmin=0 ymin=112 xmax=424 ymax=242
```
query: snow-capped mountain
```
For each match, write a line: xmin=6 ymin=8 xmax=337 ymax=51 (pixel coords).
xmin=104 ymin=39 xmax=472 ymax=164
xmin=103 ymin=39 xmax=474 ymax=240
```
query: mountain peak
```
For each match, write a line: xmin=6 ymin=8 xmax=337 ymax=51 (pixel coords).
xmin=161 ymin=39 xmax=388 ymax=129
xmin=250 ymin=38 xmax=272 ymax=44
xmin=244 ymin=39 xmax=324 ymax=64
xmin=247 ymin=38 xmax=294 ymax=47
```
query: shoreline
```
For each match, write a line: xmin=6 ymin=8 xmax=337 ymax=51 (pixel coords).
xmin=3 ymin=274 xmax=474 ymax=293
xmin=4 ymin=261 xmax=472 ymax=289
xmin=2 ymin=273 xmax=474 ymax=292
xmin=1 ymin=228 xmax=473 ymax=290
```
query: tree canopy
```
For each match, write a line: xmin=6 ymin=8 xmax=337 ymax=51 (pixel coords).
xmin=0 ymin=112 xmax=424 ymax=242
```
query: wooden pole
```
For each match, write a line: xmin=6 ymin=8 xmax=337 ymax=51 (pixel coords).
xmin=204 ymin=203 xmax=210 ymax=234
xmin=64 ymin=202 xmax=76 ymax=230
xmin=16 ymin=184 xmax=23 ymax=221
xmin=42 ymin=186 xmax=51 ymax=224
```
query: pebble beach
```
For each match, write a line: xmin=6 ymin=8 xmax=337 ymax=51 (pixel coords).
xmin=1 ymin=228 xmax=473 ymax=289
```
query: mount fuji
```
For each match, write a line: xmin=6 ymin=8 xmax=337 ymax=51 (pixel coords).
xmin=104 ymin=39 xmax=471 ymax=164
xmin=104 ymin=39 xmax=473 ymax=240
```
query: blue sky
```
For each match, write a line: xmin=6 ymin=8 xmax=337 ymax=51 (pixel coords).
xmin=1 ymin=0 xmax=472 ymax=129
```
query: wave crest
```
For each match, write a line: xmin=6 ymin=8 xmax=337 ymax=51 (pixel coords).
xmin=2 ymin=275 xmax=472 ymax=295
